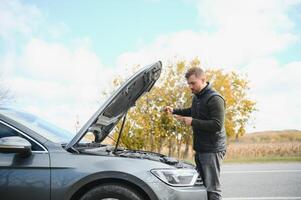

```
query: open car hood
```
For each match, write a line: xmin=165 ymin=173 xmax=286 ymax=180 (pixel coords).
xmin=65 ymin=61 xmax=162 ymax=151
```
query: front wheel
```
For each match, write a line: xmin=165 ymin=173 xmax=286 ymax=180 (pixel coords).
xmin=80 ymin=183 xmax=144 ymax=200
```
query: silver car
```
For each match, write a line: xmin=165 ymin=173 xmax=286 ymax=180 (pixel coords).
xmin=0 ymin=61 xmax=207 ymax=200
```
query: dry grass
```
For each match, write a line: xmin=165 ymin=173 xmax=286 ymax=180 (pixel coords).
xmin=231 ymin=130 xmax=301 ymax=143
xmin=223 ymin=130 xmax=301 ymax=162
xmin=224 ymin=130 xmax=301 ymax=160
xmin=225 ymin=142 xmax=301 ymax=160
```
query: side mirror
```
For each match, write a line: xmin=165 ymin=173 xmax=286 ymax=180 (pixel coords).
xmin=0 ymin=136 xmax=32 ymax=157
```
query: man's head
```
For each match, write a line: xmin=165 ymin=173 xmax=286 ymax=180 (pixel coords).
xmin=185 ymin=67 xmax=207 ymax=94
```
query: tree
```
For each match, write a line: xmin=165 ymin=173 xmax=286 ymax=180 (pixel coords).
xmin=206 ymin=69 xmax=256 ymax=139
xmin=111 ymin=59 xmax=256 ymax=158
xmin=0 ymin=78 xmax=10 ymax=105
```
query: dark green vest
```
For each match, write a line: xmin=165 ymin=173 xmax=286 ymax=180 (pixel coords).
xmin=191 ymin=85 xmax=227 ymax=153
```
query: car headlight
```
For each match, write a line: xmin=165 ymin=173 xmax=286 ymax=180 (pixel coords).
xmin=151 ymin=168 xmax=198 ymax=187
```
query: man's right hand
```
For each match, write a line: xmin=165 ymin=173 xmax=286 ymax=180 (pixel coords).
xmin=164 ymin=106 xmax=173 ymax=114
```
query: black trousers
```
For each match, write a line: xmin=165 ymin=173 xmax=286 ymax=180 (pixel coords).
xmin=195 ymin=151 xmax=226 ymax=200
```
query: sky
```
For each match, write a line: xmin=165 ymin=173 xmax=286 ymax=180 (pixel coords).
xmin=0 ymin=0 xmax=300 ymax=133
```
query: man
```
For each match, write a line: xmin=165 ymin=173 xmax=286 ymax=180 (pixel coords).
xmin=164 ymin=67 xmax=227 ymax=200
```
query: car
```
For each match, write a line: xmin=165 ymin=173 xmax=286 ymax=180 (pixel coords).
xmin=0 ymin=61 xmax=207 ymax=200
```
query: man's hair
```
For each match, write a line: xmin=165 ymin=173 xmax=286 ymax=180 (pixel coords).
xmin=185 ymin=67 xmax=205 ymax=79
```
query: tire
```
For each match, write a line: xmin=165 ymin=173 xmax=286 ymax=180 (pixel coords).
xmin=80 ymin=183 xmax=144 ymax=200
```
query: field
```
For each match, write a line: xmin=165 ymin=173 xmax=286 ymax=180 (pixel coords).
xmin=224 ymin=130 xmax=301 ymax=163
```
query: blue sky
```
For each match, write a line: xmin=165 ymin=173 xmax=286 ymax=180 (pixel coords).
xmin=1 ymin=0 xmax=301 ymax=133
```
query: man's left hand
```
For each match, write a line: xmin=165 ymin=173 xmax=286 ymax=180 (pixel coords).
xmin=174 ymin=115 xmax=192 ymax=126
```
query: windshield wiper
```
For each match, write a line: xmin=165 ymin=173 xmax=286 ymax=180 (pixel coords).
xmin=114 ymin=112 xmax=127 ymax=153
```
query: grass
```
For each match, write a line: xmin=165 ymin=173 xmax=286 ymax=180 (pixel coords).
xmin=224 ymin=156 xmax=301 ymax=163
xmin=185 ymin=155 xmax=301 ymax=165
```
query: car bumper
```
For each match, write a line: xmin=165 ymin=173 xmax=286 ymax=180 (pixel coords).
xmin=147 ymin=180 xmax=207 ymax=200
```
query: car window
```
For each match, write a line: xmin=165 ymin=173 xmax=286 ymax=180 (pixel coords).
xmin=0 ymin=108 xmax=74 ymax=143
xmin=0 ymin=121 xmax=44 ymax=151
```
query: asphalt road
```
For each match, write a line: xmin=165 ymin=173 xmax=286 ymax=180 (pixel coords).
xmin=221 ymin=162 xmax=301 ymax=200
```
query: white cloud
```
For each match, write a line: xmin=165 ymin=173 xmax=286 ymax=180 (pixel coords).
xmin=0 ymin=0 xmax=41 ymax=40
xmin=197 ymin=0 xmax=297 ymax=30
xmin=21 ymin=38 xmax=101 ymax=84
xmin=118 ymin=0 xmax=299 ymax=68
xmin=116 ymin=31 xmax=218 ymax=69
xmin=244 ymin=59 xmax=301 ymax=131
xmin=197 ymin=0 xmax=299 ymax=57
xmin=2 ymin=38 xmax=120 ymax=132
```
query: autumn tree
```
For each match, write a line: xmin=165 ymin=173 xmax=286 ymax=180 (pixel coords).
xmin=0 ymin=77 xmax=10 ymax=105
xmin=110 ymin=59 xmax=256 ymax=158
xmin=206 ymin=69 xmax=256 ymax=139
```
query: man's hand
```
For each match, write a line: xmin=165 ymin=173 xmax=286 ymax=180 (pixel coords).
xmin=163 ymin=106 xmax=173 ymax=114
xmin=174 ymin=115 xmax=192 ymax=126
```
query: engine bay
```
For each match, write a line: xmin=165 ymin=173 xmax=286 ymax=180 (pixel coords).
xmin=75 ymin=142 xmax=194 ymax=169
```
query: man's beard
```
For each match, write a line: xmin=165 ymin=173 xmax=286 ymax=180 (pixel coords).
xmin=191 ymin=89 xmax=198 ymax=94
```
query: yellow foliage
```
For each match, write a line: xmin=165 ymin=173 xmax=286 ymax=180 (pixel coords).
xmin=111 ymin=59 xmax=256 ymax=158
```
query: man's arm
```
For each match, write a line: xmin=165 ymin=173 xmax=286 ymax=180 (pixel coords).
xmin=173 ymin=107 xmax=192 ymax=117
xmin=191 ymin=96 xmax=225 ymax=132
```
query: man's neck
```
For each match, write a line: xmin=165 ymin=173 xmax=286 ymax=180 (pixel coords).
xmin=198 ymin=82 xmax=208 ymax=93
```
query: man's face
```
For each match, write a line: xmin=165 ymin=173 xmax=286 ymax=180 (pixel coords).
xmin=187 ymin=74 xmax=206 ymax=94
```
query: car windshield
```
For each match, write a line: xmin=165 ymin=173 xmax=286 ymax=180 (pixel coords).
xmin=0 ymin=108 xmax=74 ymax=143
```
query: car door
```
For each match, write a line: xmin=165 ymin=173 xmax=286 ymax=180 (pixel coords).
xmin=0 ymin=120 xmax=50 ymax=200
